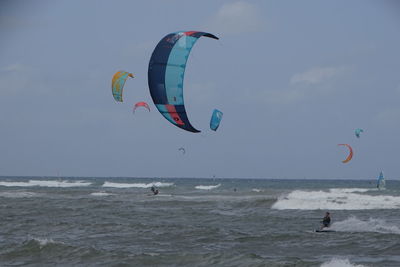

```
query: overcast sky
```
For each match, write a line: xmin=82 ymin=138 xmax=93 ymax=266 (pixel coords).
xmin=1 ymin=0 xmax=400 ymax=179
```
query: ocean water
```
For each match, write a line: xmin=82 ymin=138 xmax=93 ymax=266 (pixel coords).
xmin=0 ymin=177 xmax=399 ymax=266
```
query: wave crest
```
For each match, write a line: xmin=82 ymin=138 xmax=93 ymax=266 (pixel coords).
xmin=0 ymin=180 xmax=91 ymax=188
xmin=272 ymin=188 xmax=400 ymax=210
xmin=90 ymin=192 xmax=114 ymax=196
xmin=0 ymin=191 xmax=39 ymax=198
xmin=331 ymin=216 xmax=400 ymax=234
xmin=102 ymin=182 xmax=174 ymax=188
xmin=320 ymin=258 xmax=365 ymax=267
xmin=195 ymin=184 xmax=221 ymax=190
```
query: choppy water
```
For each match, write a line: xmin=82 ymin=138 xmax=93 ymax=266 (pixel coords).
xmin=1 ymin=177 xmax=399 ymax=266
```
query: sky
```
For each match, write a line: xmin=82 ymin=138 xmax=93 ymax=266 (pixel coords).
xmin=1 ymin=0 xmax=400 ymax=179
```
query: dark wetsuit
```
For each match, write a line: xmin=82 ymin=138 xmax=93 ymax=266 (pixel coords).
xmin=322 ymin=216 xmax=331 ymax=227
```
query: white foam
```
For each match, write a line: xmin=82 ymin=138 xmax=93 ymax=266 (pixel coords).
xmin=320 ymin=258 xmax=365 ymax=267
xmin=102 ymin=181 xmax=174 ymax=188
xmin=329 ymin=188 xmax=373 ymax=193
xmin=0 ymin=191 xmax=39 ymax=198
xmin=272 ymin=188 xmax=400 ymax=210
xmin=34 ymin=238 xmax=55 ymax=247
xmin=30 ymin=237 xmax=63 ymax=248
xmin=0 ymin=180 xmax=91 ymax=187
xmin=195 ymin=184 xmax=221 ymax=190
xmin=178 ymin=194 xmax=269 ymax=202
xmin=90 ymin=191 xmax=114 ymax=197
xmin=331 ymin=216 xmax=400 ymax=234
xmin=252 ymin=188 xmax=262 ymax=192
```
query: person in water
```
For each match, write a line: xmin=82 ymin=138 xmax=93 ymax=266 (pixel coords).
xmin=150 ymin=186 xmax=159 ymax=195
xmin=322 ymin=212 xmax=331 ymax=228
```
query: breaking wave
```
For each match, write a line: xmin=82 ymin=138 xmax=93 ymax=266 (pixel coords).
xmin=195 ymin=184 xmax=221 ymax=190
xmin=90 ymin=192 xmax=114 ymax=197
xmin=331 ymin=216 xmax=400 ymax=234
xmin=320 ymin=258 xmax=365 ymax=267
xmin=272 ymin=188 xmax=400 ymax=210
xmin=102 ymin=182 xmax=174 ymax=188
xmin=0 ymin=191 xmax=39 ymax=198
xmin=0 ymin=180 xmax=92 ymax=188
xmin=252 ymin=188 xmax=262 ymax=192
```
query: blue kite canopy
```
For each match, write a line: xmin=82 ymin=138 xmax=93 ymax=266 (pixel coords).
xmin=210 ymin=109 xmax=223 ymax=131
xmin=355 ymin=128 xmax=364 ymax=138
xmin=148 ymin=31 xmax=219 ymax=133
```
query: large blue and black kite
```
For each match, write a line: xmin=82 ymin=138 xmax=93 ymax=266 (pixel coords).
xmin=148 ymin=31 xmax=219 ymax=133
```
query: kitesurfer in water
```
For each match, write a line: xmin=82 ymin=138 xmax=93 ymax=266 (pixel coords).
xmin=150 ymin=186 xmax=159 ymax=195
xmin=321 ymin=212 xmax=331 ymax=228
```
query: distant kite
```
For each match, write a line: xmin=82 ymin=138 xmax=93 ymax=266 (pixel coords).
xmin=133 ymin=102 xmax=150 ymax=114
xmin=338 ymin=144 xmax=353 ymax=163
xmin=355 ymin=128 xmax=364 ymax=138
xmin=111 ymin=71 xmax=134 ymax=102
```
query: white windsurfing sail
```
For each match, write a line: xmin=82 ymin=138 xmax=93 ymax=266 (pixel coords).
xmin=377 ymin=171 xmax=385 ymax=190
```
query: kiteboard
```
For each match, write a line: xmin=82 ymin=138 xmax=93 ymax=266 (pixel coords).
xmin=315 ymin=228 xmax=335 ymax=233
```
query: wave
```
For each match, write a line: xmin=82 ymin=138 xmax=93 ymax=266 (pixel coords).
xmin=177 ymin=194 xmax=272 ymax=202
xmin=0 ymin=180 xmax=92 ymax=188
xmin=0 ymin=191 xmax=39 ymax=198
xmin=320 ymin=258 xmax=365 ymax=267
xmin=1 ymin=237 xmax=103 ymax=265
xmin=102 ymin=181 xmax=174 ymax=188
xmin=252 ymin=188 xmax=262 ymax=192
xmin=90 ymin=192 xmax=114 ymax=197
xmin=12 ymin=237 xmax=67 ymax=250
xmin=31 ymin=237 xmax=62 ymax=248
xmin=331 ymin=216 xmax=400 ymax=234
xmin=272 ymin=188 xmax=400 ymax=210
xmin=329 ymin=188 xmax=373 ymax=193
xmin=195 ymin=184 xmax=221 ymax=190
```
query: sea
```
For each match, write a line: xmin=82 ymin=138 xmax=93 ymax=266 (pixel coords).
xmin=0 ymin=177 xmax=399 ymax=267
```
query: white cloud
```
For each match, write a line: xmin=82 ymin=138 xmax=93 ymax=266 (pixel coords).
xmin=231 ymin=65 xmax=352 ymax=108
xmin=205 ymin=1 xmax=264 ymax=35
xmin=290 ymin=66 xmax=349 ymax=85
